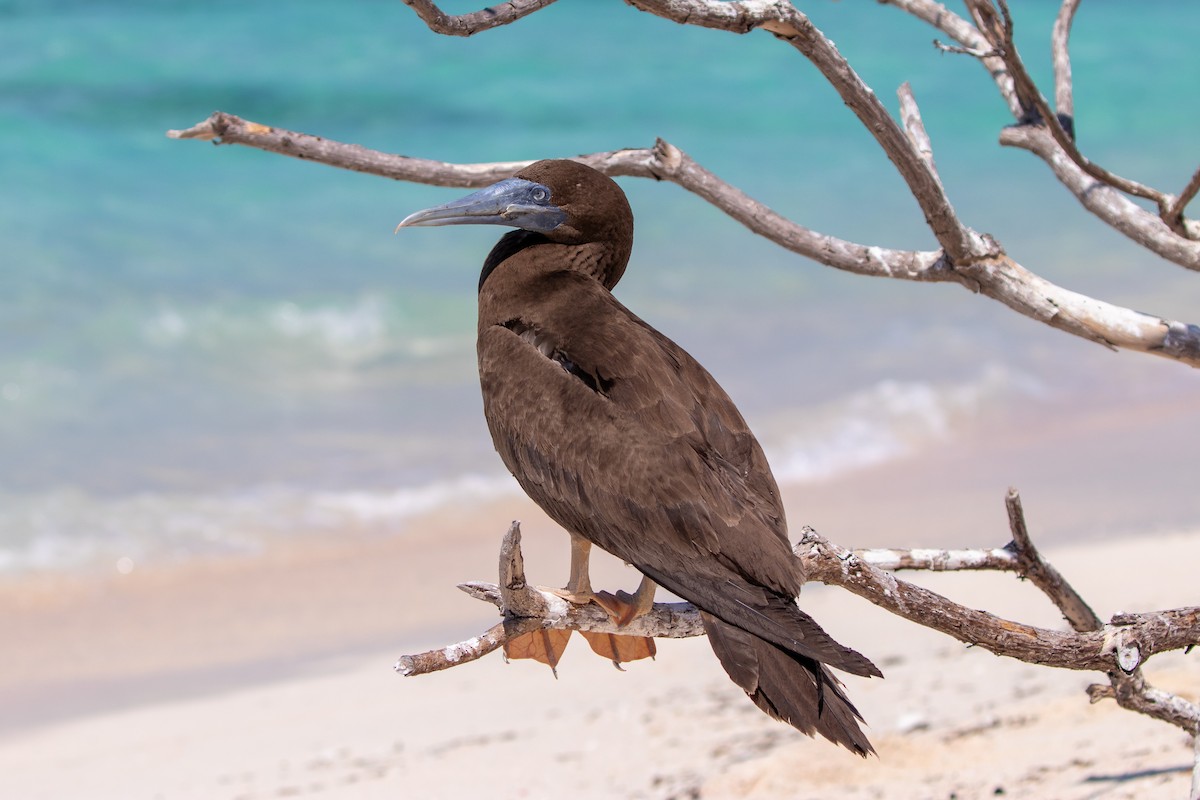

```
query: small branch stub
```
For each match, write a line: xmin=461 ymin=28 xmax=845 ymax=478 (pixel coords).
xmin=1117 ymin=639 xmax=1142 ymax=674
xmin=396 ymin=497 xmax=1200 ymax=744
xmin=395 ymin=522 xmax=702 ymax=677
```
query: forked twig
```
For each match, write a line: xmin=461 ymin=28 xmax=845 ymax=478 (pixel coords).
xmin=396 ymin=521 xmax=702 ymax=677
xmin=167 ymin=111 xmax=1200 ymax=367
xmin=396 ymin=494 xmax=1200 ymax=752
xmin=399 ymin=0 xmax=559 ymax=36
xmin=1051 ymin=0 xmax=1082 ymax=136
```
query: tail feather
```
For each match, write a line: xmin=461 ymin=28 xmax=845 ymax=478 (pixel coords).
xmin=641 ymin=566 xmax=880 ymax=678
xmin=702 ymin=612 xmax=875 ymax=757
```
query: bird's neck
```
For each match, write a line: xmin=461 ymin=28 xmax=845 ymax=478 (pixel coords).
xmin=478 ymin=230 xmax=546 ymax=293
xmin=478 ymin=230 xmax=630 ymax=295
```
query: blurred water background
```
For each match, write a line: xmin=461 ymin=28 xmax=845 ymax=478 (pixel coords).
xmin=2 ymin=0 xmax=1198 ymax=575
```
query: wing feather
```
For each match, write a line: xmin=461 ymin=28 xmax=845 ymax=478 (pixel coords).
xmin=477 ymin=270 xmax=878 ymax=679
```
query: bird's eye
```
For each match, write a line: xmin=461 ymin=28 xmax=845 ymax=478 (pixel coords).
xmin=530 ymin=187 xmax=549 ymax=203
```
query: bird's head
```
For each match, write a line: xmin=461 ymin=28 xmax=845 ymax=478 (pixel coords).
xmin=397 ymin=159 xmax=633 ymax=289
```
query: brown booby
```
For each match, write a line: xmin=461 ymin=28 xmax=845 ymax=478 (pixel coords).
xmin=398 ymin=159 xmax=880 ymax=755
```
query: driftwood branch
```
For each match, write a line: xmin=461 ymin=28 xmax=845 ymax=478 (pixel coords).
xmin=796 ymin=529 xmax=1200 ymax=680
xmin=882 ymin=0 xmax=1023 ymax=123
xmin=166 ymin=1 xmax=1200 ymax=362
xmin=969 ymin=0 xmax=1166 ymax=207
xmin=864 ymin=492 xmax=1098 ymax=634
xmin=1050 ymin=0 xmax=1081 ymax=136
xmin=1167 ymin=166 xmax=1200 ymax=238
xmin=1003 ymin=488 xmax=1100 ymax=632
xmin=167 ymin=111 xmax=1200 ymax=368
xmin=897 ymin=82 xmax=944 ymax=193
xmin=800 ymin=517 xmax=1200 ymax=741
xmin=882 ymin=0 xmax=1200 ymax=253
xmin=625 ymin=0 xmax=980 ymax=266
xmin=396 ymin=492 xmax=1200 ymax=752
xmin=165 ymin=0 xmax=1199 ymax=783
xmin=998 ymin=125 xmax=1200 ymax=260
xmin=396 ymin=521 xmax=702 ymax=678
xmin=398 ymin=0 xmax=559 ymax=36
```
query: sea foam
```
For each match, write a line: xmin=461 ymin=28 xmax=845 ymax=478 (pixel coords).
xmin=766 ymin=365 xmax=1042 ymax=484
xmin=0 ymin=474 xmax=517 ymax=577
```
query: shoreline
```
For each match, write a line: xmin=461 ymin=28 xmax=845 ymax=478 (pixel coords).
xmin=3 ymin=381 xmax=1199 ymax=796
xmin=6 ymin=348 xmax=1200 ymax=579
xmin=7 ymin=379 xmax=1200 ymax=735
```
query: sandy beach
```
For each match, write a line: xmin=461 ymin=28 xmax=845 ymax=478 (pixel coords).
xmin=3 ymin=394 xmax=1199 ymax=800
xmin=8 ymin=3 xmax=1200 ymax=798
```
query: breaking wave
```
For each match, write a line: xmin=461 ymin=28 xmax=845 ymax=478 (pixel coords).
xmin=765 ymin=365 xmax=1043 ymax=484
xmin=0 ymin=366 xmax=1041 ymax=578
xmin=0 ymin=474 xmax=516 ymax=576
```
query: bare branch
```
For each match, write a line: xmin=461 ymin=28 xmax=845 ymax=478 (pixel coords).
xmin=855 ymin=545 xmax=1017 ymax=572
xmin=859 ymin=490 xmax=1101 ymax=636
xmin=165 ymin=111 xmax=947 ymax=280
xmin=979 ymin=0 xmax=1166 ymax=206
xmin=1051 ymin=0 xmax=1082 ymax=136
xmin=167 ymin=111 xmax=535 ymax=187
xmin=395 ymin=514 xmax=1200 ymax=736
xmin=964 ymin=0 xmax=1040 ymax=123
xmin=619 ymin=2 xmax=1200 ymax=283
xmin=411 ymin=525 xmax=1200 ymax=683
xmin=1108 ymin=609 xmax=1200 ymax=667
xmin=931 ymin=38 xmax=990 ymax=58
xmin=879 ymin=0 xmax=1021 ymax=117
xmin=1088 ymin=668 xmax=1200 ymax=737
xmin=167 ymin=112 xmax=1200 ymax=368
xmin=1004 ymin=488 xmax=1101 ymax=632
xmin=995 ymin=488 xmax=1198 ymax=745
xmin=395 ymin=521 xmax=703 ymax=677
xmin=853 ymin=510 xmax=1185 ymax=744
xmin=891 ymin=0 xmax=1200 ymax=254
xmin=399 ymin=0 xmax=560 ymax=37
xmin=863 ymin=491 xmax=1198 ymax=740
xmin=1166 ymin=165 xmax=1200 ymax=238
xmin=397 ymin=0 xmax=1194 ymax=255
xmin=395 ymin=618 xmax=536 ymax=676
xmin=1000 ymin=125 xmax=1200 ymax=268
xmin=897 ymin=82 xmax=944 ymax=192
xmin=627 ymin=0 xmax=980 ymax=265
xmin=598 ymin=139 xmax=950 ymax=283
xmin=959 ymin=252 xmax=1200 ymax=364
xmin=796 ymin=527 xmax=1200 ymax=687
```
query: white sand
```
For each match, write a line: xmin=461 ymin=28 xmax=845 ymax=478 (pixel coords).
xmin=3 ymin=512 xmax=1197 ymax=800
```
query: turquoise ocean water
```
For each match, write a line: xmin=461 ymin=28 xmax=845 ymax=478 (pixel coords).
xmin=2 ymin=1 xmax=1199 ymax=574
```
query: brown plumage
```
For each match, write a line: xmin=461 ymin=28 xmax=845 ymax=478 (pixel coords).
xmin=399 ymin=159 xmax=880 ymax=755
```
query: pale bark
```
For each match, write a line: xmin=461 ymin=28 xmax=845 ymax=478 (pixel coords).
xmin=882 ymin=0 xmax=1200 ymax=251
xmin=999 ymin=126 xmax=1200 ymax=265
xmin=396 ymin=493 xmax=1200 ymax=743
xmin=168 ymin=112 xmax=1200 ymax=367
xmin=395 ymin=521 xmax=704 ymax=679
xmin=1051 ymin=0 xmax=1081 ymax=134
xmin=399 ymin=0 xmax=1200 ymax=256
xmin=166 ymin=0 xmax=1200 ymax=361
xmin=399 ymin=0 xmax=559 ymax=36
xmin=165 ymin=1 xmax=1200 ymax=783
